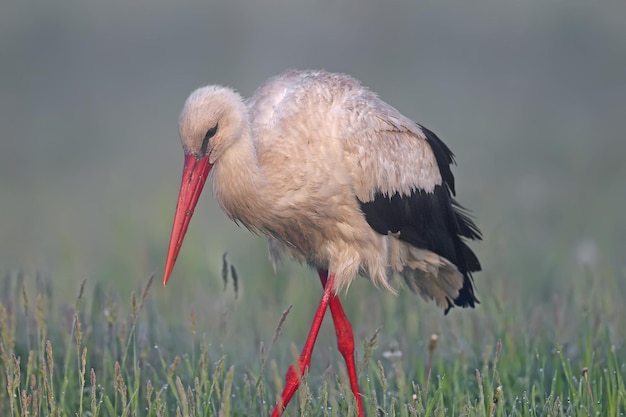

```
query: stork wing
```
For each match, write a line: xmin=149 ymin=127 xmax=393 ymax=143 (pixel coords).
xmin=341 ymin=93 xmax=482 ymax=308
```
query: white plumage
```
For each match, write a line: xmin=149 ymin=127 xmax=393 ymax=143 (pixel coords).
xmin=177 ymin=70 xmax=480 ymax=305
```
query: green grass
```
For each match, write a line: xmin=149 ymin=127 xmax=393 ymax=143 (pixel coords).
xmin=0 ymin=256 xmax=624 ymax=416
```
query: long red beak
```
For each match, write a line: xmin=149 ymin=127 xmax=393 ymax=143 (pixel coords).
xmin=163 ymin=153 xmax=213 ymax=286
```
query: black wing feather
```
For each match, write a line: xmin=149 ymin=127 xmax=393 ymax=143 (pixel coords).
xmin=419 ymin=124 xmax=456 ymax=194
xmin=358 ymin=126 xmax=482 ymax=312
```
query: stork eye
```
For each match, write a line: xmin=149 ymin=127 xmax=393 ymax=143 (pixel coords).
xmin=201 ymin=123 xmax=218 ymax=156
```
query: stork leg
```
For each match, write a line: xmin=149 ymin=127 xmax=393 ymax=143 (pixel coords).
xmin=318 ymin=269 xmax=365 ymax=417
xmin=270 ymin=272 xmax=336 ymax=417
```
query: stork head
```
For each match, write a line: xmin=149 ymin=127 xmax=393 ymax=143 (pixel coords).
xmin=178 ymin=86 xmax=248 ymax=163
xmin=163 ymin=86 xmax=247 ymax=286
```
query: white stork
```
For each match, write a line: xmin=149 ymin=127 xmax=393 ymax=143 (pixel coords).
xmin=162 ymin=70 xmax=482 ymax=417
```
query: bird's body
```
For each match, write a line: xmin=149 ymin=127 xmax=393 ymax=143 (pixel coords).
xmin=196 ymin=70 xmax=480 ymax=307
xmin=165 ymin=70 xmax=482 ymax=417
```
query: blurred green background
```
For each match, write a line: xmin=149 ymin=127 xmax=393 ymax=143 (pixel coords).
xmin=1 ymin=0 xmax=625 ymax=360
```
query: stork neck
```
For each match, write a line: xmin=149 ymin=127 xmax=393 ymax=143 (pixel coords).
xmin=211 ymin=127 xmax=268 ymax=227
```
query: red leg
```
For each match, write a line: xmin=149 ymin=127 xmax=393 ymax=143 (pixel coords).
xmin=318 ymin=269 xmax=365 ymax=417
xmin=271 ymin=272 xmax=336 ymax=417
